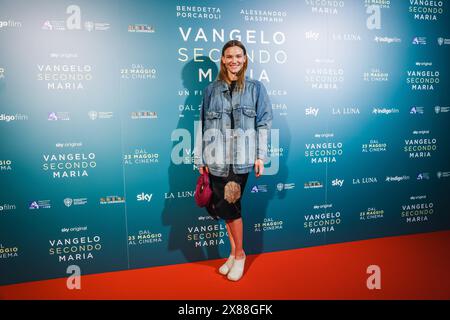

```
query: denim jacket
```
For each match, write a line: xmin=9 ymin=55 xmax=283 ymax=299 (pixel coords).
xmin=194 ymin=77 xmax=273 ymax=177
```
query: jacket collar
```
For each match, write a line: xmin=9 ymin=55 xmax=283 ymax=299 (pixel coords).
xmin=218 ymin=80 xmax=229 ymax=92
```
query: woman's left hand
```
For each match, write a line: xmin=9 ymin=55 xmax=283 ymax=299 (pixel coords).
xmin=254 ymin=159 xmax=264 ymax=178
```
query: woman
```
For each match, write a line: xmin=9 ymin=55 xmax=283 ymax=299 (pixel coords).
xmin=197 ymin=40 xmax=273 ymax=281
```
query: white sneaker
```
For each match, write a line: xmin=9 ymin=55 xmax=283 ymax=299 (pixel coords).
xmin=227 ymin=255 xmax=246 ymax=281
xmin=219 ymin=255 xmax=235 ymax=275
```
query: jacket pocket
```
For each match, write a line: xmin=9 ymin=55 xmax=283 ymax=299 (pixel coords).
xmin=242 ymin=107 xmax=256 ymax=117
xmin=241 ymin=107 xmax=256 ymax=130
xmin=205 ymin=111 xmax=222 ymax=119
xmin=204 ymin=111 xmax=222 ymax=131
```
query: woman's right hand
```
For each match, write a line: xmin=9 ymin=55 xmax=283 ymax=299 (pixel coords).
xmin=199 ymin=166 xmax=209 ymax=175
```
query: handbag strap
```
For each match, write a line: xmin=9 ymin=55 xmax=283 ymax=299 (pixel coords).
xmin=202 ymin=171 xmax=209 ymax=185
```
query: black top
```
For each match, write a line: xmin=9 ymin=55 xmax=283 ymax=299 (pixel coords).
xmin=229 ymin=80 xmax=237 ymax=97
xmin=229 ymin=81 xmax=237 ymax=129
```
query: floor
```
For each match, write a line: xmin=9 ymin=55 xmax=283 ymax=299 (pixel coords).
xmin=1 ymin=230 xmax=449 ymax=300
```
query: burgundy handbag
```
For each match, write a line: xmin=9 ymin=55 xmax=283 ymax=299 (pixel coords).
xmin=194 ymin=172 xmax=212 ymax=207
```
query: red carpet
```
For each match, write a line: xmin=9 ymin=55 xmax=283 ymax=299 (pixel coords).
xmin=1 ymin=230 xmax=449 ymax=300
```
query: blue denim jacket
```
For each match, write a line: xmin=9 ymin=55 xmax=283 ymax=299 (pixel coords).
xmin=195 ymin=77 xmax=273 ymax=177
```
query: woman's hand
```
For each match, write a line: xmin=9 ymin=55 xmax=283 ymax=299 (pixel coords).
xmin=254 ymin=159 xmax=264 ymax=178
xmin=199 ymin=165 xmax=209 ymax=175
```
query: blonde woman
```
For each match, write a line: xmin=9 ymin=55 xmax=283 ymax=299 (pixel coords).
xmin=196 ymin=39 xmax=273 ymax=281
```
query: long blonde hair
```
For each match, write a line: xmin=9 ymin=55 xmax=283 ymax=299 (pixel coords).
xmin=218 ymin=40 xmax=248 ymax=91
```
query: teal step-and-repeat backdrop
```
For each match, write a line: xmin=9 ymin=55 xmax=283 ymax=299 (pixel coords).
xmin=1 ymin=0 xmax=450 ymax=285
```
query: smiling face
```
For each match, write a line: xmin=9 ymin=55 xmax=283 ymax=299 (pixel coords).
xmin=221 ymin=46 xmax=247 ymax=80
